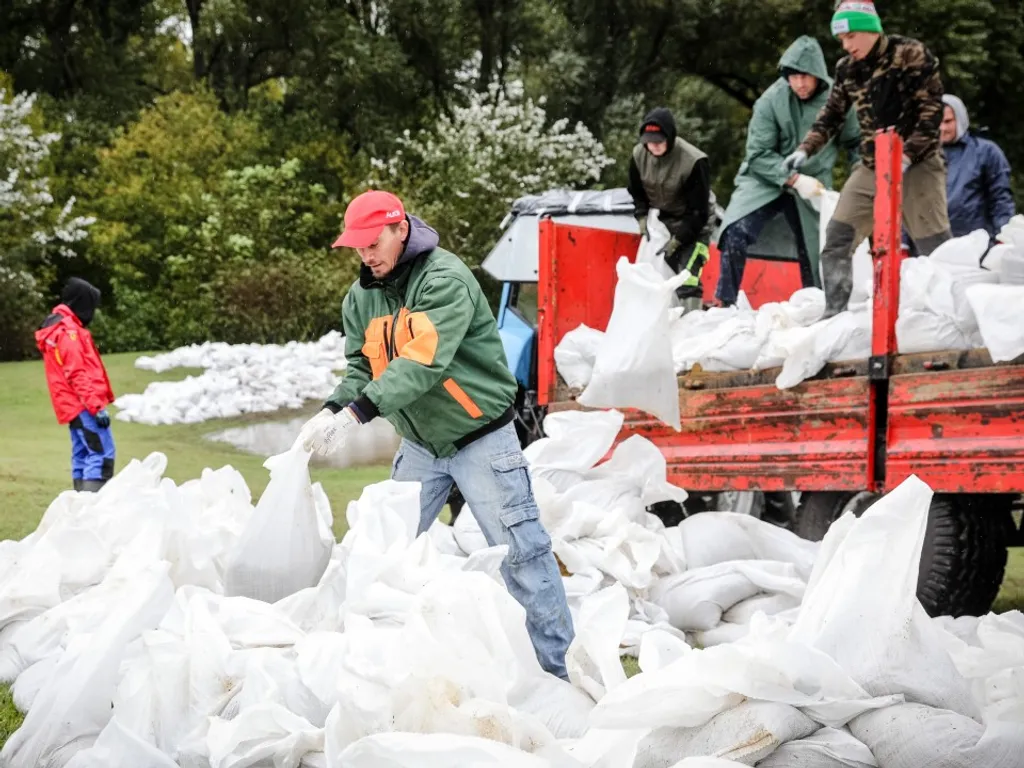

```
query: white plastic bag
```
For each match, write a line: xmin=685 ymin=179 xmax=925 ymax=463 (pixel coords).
xmin=777 ymin=309 xmax=871 ymax=390
xmin=966 ymin=283 xmax=1024 ymax=362
xmin=224 ymin=446 xmax=333 ymax=603
xmin=636 ymin=210 xmax=677 ymax=282
xmin=895 ymin=258 xmax=973 ymax=354
xmin=566 ymin=583 xmax=629 ymax=702
xmin=207 ymin=702 xmax=324 ymax=768
xmin=579 ymin=258 xmax=687 ymax=429
xmin=790 ymin=476 xmax=979 ymax=718
xmin=331 ymin=732 xmax=552 ymax=768
xmin=554 ymin=325 xmax=606 ymax=389
xmin=62 ymin=717 xmax=179 ymax=768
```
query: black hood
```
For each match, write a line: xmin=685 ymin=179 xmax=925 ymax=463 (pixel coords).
xmin=639 ymin=107 xmax=678 ymax=147
xmin=359 ymin=214 xmax=440 ymax=289
xmin=61 ymin=277 xmax=102 ymax=327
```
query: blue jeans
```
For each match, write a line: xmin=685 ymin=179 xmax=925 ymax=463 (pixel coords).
xmin=716 ymin=195 xmax=812 ymax=303
xmin=392 ymin=422 xmax=575 ymax=678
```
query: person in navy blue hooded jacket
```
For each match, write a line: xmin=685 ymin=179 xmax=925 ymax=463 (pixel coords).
xmin=941 ymin=95 xmax=1015 ymax=241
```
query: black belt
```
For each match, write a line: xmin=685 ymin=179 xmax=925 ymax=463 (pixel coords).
xmin=453 ymin=405 xmax=516 ymax=450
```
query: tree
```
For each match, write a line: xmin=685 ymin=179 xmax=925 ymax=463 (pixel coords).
xmin=367 ymin=78 xmax=614 ymax=264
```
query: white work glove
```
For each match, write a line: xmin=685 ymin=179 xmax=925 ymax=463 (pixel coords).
xmin=783 ymin=149 xmax=808 ymax=172
xmin=791 ymin=174 xmax=825 ymax=201
xmin=299 ymin=407 xmax=360 ymax=456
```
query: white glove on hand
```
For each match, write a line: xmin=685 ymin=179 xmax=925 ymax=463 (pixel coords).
xmin=299 ymin=407 xmax=360 ymax=456
xmin=791 ymin=174 xmax=825 ymax=201
xmin=783 ymin=149 xmax=808 ymax=172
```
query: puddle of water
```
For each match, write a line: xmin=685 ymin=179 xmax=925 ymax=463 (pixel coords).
xmin=207 ymin=416 xmax=402 ymax=469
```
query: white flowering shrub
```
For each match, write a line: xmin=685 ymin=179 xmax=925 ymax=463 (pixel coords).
xmin=367 ymin=79 xmax=614 ymax=264
xmin=0 ymin=88 xmax=95 ymax=359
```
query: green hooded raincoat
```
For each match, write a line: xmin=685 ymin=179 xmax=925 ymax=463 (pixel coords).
xmin=715 ymin=36 xmax=860 ymax=281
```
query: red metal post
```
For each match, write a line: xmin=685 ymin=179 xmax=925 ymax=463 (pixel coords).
xmin=871 ymin=128 xmax=905 ymax=360
xmin=536 ymin=217 xmax=556 ymax=405
xmin=865 ymin=129 xmax=905 ymax=491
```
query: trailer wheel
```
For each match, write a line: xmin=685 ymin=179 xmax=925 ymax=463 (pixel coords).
xmin=794 ymin=491 xmax=1012 ymax=617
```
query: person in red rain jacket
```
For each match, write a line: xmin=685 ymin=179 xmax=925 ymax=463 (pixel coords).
xmin=35 ymin=278 xmax=116 ymax=492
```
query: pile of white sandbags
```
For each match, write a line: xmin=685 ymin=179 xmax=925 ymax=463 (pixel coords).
xmin=1 ymin=408 xmax=1022 ymax=767
xmin=555 ymin=227 xmax=1024 ymax=424
xmin=114 ymin=332 xmax=349 ymax=425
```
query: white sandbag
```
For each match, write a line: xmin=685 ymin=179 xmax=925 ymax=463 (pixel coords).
xmin=636 ymin=210 xmax=677 ymax=282
xmin=0 ymin=563 xmax=174 ymax=768
xmin=63 ymin=717 xmax=179 ymax=768
xmin=591 ymin=627 xmax=900 ymax=732
xmin=453 ymin=508 xmax=489 ymax=555
xmin=697 ymin=315 xmax=764 ymax=372
xmin=579 ymin=258 xmax=688 ymax=429
xmin=675 ymin=513 xmax=816 ymax=576
xmin=966 ymin=283 xmax=1024 ymax=362
xmin=928 ymin=229 xmax=989 ymax=271
xmin=650 ymin=561 xmax=806 ymax=632
xmin=635 ymin=700 xmax=819 ymax=768
xmin=10 ymin=654 xmax=58 ymax=713
xmin=667 ymin=760 xmax=750 ymax=768
xmin=566 ymin=583 xmax=629 ymax=702
xmin=508 ymin=676 xmax=595 ymax=739
xmin=224 ymin=446 xmax=333 ymax=604
xmin=554 ymin=324 xmax=606 ymax=389
xmin=848 ymin=241 xmax=873 ymax=309
xmin=784 ymin=288 xmax=827 ymax=327
xmin=895 ymin=258 xmax=973 ymax=354
xmin=207 ymin=702 xmax=324 ymax=768
xmin=722 ymin=593 xmax=800 ymax=625
xmin=754 ymin=726 xmax=877 ymax=768
xmin=776 ymin=309 xmax=870 ymax=390
xmin=330 ymin=732 xmax=552 ymax=768
xmin=950 ymin=269 xmax=999 ymax=339
xmin=0 ymin=538 xmax=63 ymax=639
xmin=849 ymin=702 xmax=1024 ymax=768
xmin=671 ymin=306 xmax=745 ymax=372
xmin=790 ymin=476 xmax=979 ymax=718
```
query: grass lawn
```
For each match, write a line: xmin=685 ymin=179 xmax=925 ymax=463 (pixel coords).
xmin=0 ymin=352 xmax=1021 ymax=747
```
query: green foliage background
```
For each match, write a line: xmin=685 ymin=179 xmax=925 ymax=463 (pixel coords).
xmin=2 ymin=0 xmax=1022 ymax=358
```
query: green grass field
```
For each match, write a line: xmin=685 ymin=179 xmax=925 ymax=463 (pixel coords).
xmin=0 ymin=352 xmax=1020 ymax=747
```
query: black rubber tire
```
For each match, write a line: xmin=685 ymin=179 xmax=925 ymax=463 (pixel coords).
xmin=794 ymin=491 xmax=1013 ymax=617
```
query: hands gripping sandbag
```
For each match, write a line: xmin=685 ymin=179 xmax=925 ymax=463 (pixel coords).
xmin=224 ymin=446 xmax=334 ymax=603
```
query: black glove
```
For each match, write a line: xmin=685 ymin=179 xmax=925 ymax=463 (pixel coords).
xmin=94 ymin=409 xmax=111 ymax=428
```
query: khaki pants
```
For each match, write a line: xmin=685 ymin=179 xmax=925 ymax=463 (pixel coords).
xmin=821 ymin=154 xmax=952 ymax=317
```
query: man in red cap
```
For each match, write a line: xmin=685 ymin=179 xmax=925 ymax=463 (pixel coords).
xmin=298 ymin=190 xmax=575 ymax=678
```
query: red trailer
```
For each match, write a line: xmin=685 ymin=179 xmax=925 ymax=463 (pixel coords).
xmin=537 ymin=131 xmax=1024 ymax=617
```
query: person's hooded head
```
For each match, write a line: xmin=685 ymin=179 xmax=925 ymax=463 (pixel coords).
xmin=61 ymin=278 xmax=101 ymax=327
xmin=831 ymin=0 xmax=883 ymax=62
xmin=638 ymin=107 xmax=678 ymax=158
xmin=941 ymin=95 xmax=970 ymax=145
xmin=778 ymin=36 xmax=831 ymax=101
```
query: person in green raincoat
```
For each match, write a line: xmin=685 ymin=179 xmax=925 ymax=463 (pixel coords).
xmin=714 ymin=35 xmax=860 ymax=306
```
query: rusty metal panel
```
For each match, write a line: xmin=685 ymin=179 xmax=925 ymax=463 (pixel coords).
xmin=886 ymin=364 xmax=1024 ymax=492
xmin=552 ymin=376 xmax=872 ymax=492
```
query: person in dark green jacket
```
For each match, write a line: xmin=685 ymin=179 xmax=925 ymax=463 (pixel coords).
xmin=714 ymin=35 xmax=860 ymax=306
xmin=628 ymin=107 xmax=714 ymax=311
xmin=298 ymin=190 xmax=574 ymax=678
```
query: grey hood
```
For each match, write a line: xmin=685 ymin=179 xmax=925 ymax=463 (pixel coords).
xmin=942 ymin=95 xmax=970 ymax=141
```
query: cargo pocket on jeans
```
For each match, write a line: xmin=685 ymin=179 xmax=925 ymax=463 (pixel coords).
xmin=499 ymin=505 xmax=552 ymax=565
xmin=491 ymin=451 xmax=533 ymax=510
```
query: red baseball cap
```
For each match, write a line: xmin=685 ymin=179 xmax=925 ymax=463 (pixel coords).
xmin=332 ymin=190 xmax=406 ymax=248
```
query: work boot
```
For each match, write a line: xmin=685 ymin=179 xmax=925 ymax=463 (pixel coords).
xmin=820 ymin=219 xmax=857 ymax=319
xmin=73 ymin=478 xmax=83 ymax=492
xmin=79 ymin=479 xmax=107 ymax=493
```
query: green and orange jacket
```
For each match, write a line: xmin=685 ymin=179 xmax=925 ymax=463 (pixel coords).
xmin=325 ymin=215 xmax=518 ymax=457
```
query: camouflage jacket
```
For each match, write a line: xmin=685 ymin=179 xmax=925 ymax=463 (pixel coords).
xmin=799 ymin=35 xmax=944 ymax=168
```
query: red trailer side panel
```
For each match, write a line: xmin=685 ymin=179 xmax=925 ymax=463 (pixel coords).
xmin=886 ymin=365 xmax=1024 ymax=492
